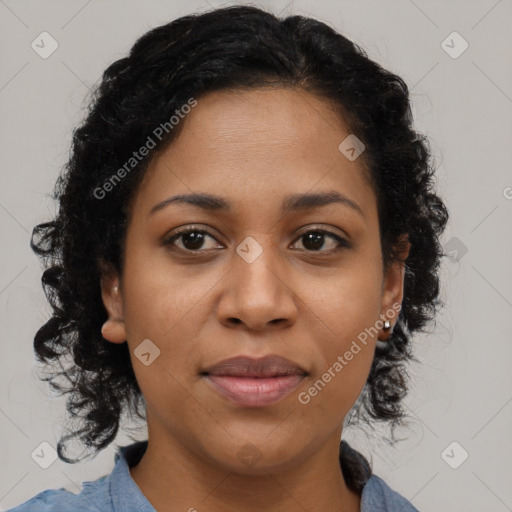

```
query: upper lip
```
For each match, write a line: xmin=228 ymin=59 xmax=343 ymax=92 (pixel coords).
xmin=202 ymin=354 xmax=308 ymax=378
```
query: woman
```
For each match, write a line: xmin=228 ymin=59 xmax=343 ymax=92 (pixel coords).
xmin=9 ymin=5 xmax=448 ymax=511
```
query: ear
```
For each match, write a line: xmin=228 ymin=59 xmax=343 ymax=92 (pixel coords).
xmin=99 ymin=262 xmax=127 ymax=344
xmin=379 ymin=235 xmax=411 ymax=341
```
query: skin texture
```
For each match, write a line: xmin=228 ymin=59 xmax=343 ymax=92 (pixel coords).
xmin=100 ymin=87 xmax=410 ymax=512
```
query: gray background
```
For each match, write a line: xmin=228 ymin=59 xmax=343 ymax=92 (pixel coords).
xmin=1 ymin=0 xmax=511 ymax=510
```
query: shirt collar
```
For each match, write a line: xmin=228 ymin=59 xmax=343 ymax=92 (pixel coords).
xmin=110 ymin=440 xmax=155 ymax=512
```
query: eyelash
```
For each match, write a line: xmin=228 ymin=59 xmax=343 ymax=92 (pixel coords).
xmin=163 ymin=226 xmax=351 ymax=255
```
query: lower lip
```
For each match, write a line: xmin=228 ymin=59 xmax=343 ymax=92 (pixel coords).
xmin=204 ymin=374 xmax=305 ymax=407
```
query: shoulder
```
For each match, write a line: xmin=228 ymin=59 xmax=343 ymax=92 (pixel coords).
xmin=6 ymin=476 xmax=112 ymax=512
xmin=361 ymin=474 xmax=420 ymax=512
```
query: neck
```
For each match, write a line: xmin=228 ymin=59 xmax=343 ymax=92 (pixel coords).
xmin=129 ymin=429 xmax=361 ymax=512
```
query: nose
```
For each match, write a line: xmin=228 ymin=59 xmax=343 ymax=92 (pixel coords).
xmin=216 ymin=243 xmax=298 ymax=332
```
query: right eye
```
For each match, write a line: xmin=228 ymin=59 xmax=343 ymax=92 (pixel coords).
xmin=163 ymin=227 xmax=224 ymax=253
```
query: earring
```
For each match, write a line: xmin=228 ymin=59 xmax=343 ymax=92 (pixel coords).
xmin=113 ymin=286 xmax=119 ymax=294
xmin=383 ymin=320 xmax=391 ymax=330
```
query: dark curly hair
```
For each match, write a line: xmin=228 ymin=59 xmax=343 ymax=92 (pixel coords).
xmin=30 ymin=4 xmax=449 ymax=479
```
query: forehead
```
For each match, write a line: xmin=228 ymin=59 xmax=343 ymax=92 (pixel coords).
xmin=172 ymin=87 xmax=352 ymax=160
xmin=131 ymin=87 xmax=376 ymax=221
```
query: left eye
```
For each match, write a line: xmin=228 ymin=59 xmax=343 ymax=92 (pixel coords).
xmin=290 ymin=230 xmax=350 ymax=253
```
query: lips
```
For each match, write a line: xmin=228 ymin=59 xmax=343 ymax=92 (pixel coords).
xmin=202 ymin=354 xmax=307 ymax=378
xmin=201 ymin=354 xmax=308 ymax=407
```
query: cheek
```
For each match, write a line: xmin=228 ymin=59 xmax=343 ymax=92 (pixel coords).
xmin=121 ymin=239 xmax=218 ymax=338
xmin=296 ymin=260 xmax=382 ymax=411
xmin=297 ymin=298 xmax=378 ymax=424
xmin=301 ymin=257 xmax=383 ymax=341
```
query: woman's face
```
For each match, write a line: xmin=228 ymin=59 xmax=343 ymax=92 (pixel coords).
xmin=101 ymin=87 xmax=408 ymax=474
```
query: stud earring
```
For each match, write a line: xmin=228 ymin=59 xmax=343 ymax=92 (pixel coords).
xmin=383 ymin=320 xmax=391 ymax=330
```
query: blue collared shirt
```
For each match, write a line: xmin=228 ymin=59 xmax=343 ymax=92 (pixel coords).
xmin=7 ymin=441 xmax=419 ymax=511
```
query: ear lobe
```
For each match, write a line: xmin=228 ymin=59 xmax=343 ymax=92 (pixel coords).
xmin=380 ymin=236 xmax=411 ymax=337
xmin=99 ymin=264 xmax=127 ymax=344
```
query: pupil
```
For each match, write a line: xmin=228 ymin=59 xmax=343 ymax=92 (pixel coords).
xmin=183 ymin=232 xmax=204 ymax=250
xmin=304 ymin=232 xmax=324 ymax=250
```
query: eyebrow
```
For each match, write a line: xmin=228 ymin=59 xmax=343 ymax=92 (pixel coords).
xmin=149 ymin=190 xmax=365 ymax=218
